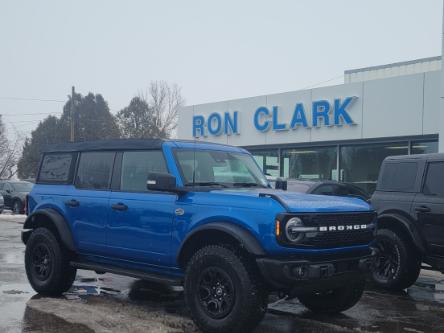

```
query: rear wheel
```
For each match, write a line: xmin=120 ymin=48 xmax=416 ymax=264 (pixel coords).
xmin=25 ymin=227 xmax=76 ymax=295
xmin=298 ymin=276 xmax=365 ymax=314
xmin=184 ymin=245 xmax=267 ymax=333
xmin=371 ymin=229 xmax=421 ymax=290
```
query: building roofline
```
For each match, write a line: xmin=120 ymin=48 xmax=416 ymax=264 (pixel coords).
xmin=344 ymin=56 xmax=441 ymax=75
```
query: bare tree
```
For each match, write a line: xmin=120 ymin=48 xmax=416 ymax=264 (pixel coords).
xmin=141 ymin=81 xmax=184 ymax=138
xmin=0 ymin=116 xmax=20 ymax=179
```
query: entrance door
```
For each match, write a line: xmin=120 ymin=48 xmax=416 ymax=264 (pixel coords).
xmin=107 ymin=150 xmax=176 ymax=267
xmin=413 ymin=160 xmax=444 ymax=256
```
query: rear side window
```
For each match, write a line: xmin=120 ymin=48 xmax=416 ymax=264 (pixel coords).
xmin=120 ymin=150 xmax=168 ymax=192
xmin=39 ymin=153 xmax=75 ymax=183
xmin=378 ymin=162 xmax=418 ymax=192
xmin=75 ymin=152 xmax=115 ymax=190
xmin=423 ymin=162 xmax=444 ymax=197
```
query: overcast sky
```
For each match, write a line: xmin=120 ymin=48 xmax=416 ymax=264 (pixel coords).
xmin=0 ymin=0 xmax=442 ymax=139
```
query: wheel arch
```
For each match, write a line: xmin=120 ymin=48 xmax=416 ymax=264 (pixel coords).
xmin=177 ymin=222 xmax=266 ymax=269
xmin=377 ymin=213 xmax=425 ymax=254
xmin=22 ymin=208 xmax=76 ymax=252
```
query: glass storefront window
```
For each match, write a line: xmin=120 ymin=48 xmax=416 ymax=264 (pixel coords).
xmin=281 ymin=147 xmax=337 ymax=181
xmin=340 ymin=142 xmax=408 ymax=194
xmin=411 ymin=140 xmax=438 ymax=155
xmin=251 ymin=150 xmax=280 ymax=178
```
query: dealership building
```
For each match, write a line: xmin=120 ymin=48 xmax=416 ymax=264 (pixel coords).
xmin=178 ymin=56 xmax=442 ymax=194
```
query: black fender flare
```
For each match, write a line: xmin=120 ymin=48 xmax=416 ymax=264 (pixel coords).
xmin=377 ymin=213 xmax=426 ymax=254
xmin=22 ymin=208 xmax=76 ymax=252
xmin=177 ymin=222 xmax=266 ymax=265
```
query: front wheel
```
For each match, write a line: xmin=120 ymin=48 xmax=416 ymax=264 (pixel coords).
xmin=370 ymin=229 xmax=421 ymax=290
xmin=298 ymin=276 xmax=365 ymax=314
xmin=184 ymin=245 xmax=268 ymax=333
xmin=25 ymin=227 xmax=77 ymax=296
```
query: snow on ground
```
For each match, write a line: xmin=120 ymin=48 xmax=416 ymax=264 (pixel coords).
xmin=0 ymin=211 xmax=26 ymax=223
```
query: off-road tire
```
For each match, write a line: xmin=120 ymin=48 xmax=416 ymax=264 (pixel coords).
xmin=184 ymin=245 xmax=267 ymax=333
xmin=25 ymin=227 xmax=76 ymax=296
xmin=371 ymin=228 xmax=421 ymax=291
xmin=298 ymin=275 xmax=365 ymax=314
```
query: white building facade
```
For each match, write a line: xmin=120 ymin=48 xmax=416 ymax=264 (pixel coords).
xmin=178 ymin=57 xmax=441 ymax=194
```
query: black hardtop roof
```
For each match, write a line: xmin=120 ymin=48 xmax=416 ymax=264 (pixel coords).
xmin=42 ymin=139 xmax=164 ymax=153
xmin=41 ymin=138 xmax=236 ymax=153
xmin=384 ymin=153 xmax=444 ymax=162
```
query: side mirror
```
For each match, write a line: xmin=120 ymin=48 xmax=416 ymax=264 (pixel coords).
xmin=147 ymin=173 xmax=177 ymax=192
xmin=275 ymin=178 xmax=287 ymax=191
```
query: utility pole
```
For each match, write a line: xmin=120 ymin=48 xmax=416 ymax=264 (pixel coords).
xmin=70 ymin=86 xmax=75 ymax=142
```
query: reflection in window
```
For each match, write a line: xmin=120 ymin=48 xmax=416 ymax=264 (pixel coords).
xmin=252 ymin=150 xmax=279 ymax=178
xmin=121 ymin=151 xmax=167 ymax=192
xmin=340 ymin=143 xmax=408 ymax=194
xmin=411 ymin=140 xmax=438 ymax=155
xmin=281 ymin=147 xmax=337 ymax=181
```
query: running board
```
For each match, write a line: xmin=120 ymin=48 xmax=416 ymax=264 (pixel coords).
xmin=70 ymin=261 xmax=182 ymax=286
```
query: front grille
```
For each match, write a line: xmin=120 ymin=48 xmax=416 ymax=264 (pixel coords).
xmin=293 ymin=212 xmax=376 ymax=248
xmin=300 ymin=229 xmax=374 ymax=248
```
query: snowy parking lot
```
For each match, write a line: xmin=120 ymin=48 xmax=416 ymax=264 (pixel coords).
xmin=2 ymin=213 xmax=444 ymax=333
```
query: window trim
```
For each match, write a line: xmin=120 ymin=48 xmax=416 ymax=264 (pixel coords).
xmin=421 ymin=161 xmax=444 ymax=197
xmin=74 ymin=151 xmax=116 ymax=191
xmin=36 ymin=152 xmax=78 ymax=185
xmin=111 ymin=149 xmax=170 ymax=193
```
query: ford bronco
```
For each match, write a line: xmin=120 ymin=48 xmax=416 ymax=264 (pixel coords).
xmin=23 ymin=139 xmax=375 ymax=333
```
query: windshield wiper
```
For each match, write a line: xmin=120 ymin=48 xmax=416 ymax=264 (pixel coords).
xmin=184 ymin=182 xmax=229 ymax=188
xmin=232 ymin=182 xmax=266 ymax=188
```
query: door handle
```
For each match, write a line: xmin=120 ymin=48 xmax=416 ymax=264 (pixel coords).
xmin=64 ymin=199 xmax=80 ymax=208
xmin=111 ymin=203 xmax=128 ymax=211
xmin=415 ymin=206 xmax=431 ymax=213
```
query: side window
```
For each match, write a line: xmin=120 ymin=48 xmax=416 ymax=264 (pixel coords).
xmin=378 ymin=162 xmax=418 ymax=192
xmin=75 ymin=152 xmax=115 ymax=190
xmin=423 ymin=162 xmax=444 ymax=197
xmin=39 ymin=153 xmax=75 ymax=183
xmin=120 ymin=150 xmax=168 ymax=192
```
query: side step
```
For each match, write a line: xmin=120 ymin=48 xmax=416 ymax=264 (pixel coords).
xmin=70 ymin=261 xmax=182 ymax=286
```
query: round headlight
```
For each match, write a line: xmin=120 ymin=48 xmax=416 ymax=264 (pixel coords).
xmin=285 ymin=217 xmax=305 ymax=243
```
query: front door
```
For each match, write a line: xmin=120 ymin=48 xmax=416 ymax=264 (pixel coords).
xmin=107 ymin=150 xmax=176 ymax=267
xmin=413 ymin=160 xmax=444 ymax=256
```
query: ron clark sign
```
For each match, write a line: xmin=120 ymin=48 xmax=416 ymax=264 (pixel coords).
xmin=192 ymin=96 xmax=357 ymax=138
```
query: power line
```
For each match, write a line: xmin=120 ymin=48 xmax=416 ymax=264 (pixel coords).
xmin=0 ymin=97 xmax=65 ymax=103
xmin=300 ymin=74 xmax=344 ymax=90
xmin=1 ymin=112 xmax=63 ymax=117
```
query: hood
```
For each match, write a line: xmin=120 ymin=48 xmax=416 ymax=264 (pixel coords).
xmin=211 ymin=188 xmax=371 ymax=213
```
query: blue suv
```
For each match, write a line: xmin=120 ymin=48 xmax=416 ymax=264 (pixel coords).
xmin=23 ymin=139 xmax=375 ymax=333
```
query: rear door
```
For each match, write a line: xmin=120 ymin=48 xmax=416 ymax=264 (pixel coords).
xmin=67 ymin=151 xmax=115 ymax=255
xmin=413 ymin=160 xmax=444 ymax=256
xmin=107 ymin=150 xmax=176 ymax=267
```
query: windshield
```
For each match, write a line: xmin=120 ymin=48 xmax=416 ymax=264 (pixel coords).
xmin=11 ymin=182 xmax=33 ymax=192
xmin=175 ymin=150 xmax=268 ymax=188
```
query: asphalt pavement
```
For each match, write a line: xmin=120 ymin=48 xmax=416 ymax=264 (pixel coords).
xmin=2 ymin=213 xmax=444 ymax=333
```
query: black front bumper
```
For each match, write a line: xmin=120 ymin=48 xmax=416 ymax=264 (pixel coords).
xmin=257 ymin=251 xmax=375 ymax=292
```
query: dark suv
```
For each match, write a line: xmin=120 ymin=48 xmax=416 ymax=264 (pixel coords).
xmin=22 ymin=139 xmax=376 ymax=333
xmin=371 ymin=153 xmax=444 ymax=290
xmin=0 ymin=180 xmax=33 ymax=214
